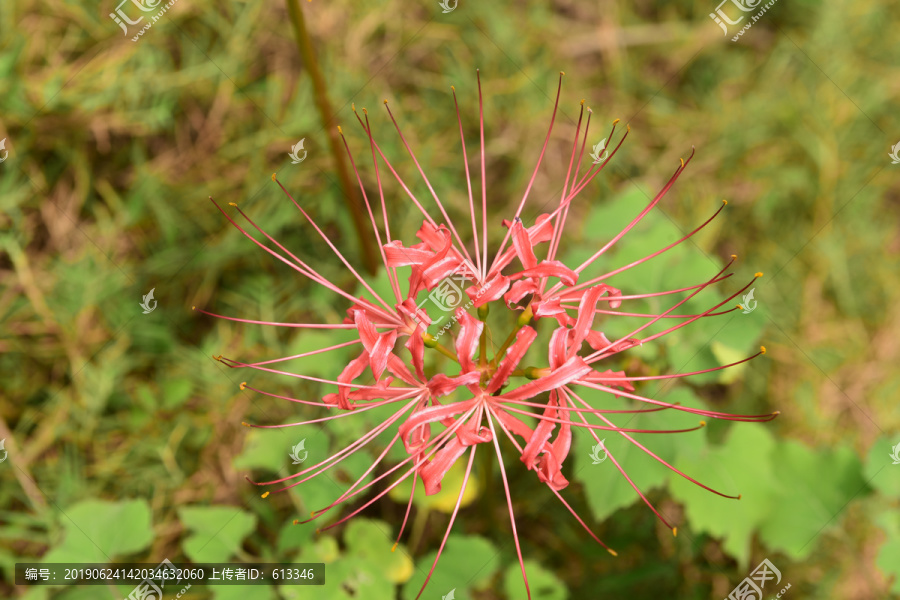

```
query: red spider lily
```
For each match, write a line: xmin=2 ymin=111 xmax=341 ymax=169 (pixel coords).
xmin=195 ymin=71 xmax=776 ymax=599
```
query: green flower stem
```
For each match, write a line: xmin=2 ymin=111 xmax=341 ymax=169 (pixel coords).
xmin=477 ymin=303 xmax=489 ymax=367
xmin=490 ymin=303 xmax=534 ymax=369
xmin=285 ymin=0 xmax=378 ymax=274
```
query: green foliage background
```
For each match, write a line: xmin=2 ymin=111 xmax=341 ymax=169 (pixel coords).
xmin=1 ymin=0 xmax=899 ymax=598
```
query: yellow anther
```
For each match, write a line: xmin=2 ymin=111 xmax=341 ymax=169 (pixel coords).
xmin=731 ymin=254 xmax=737 ymax=260
xmin=191 ymin=306 xmax=196 ymax=310
xmin=673 ymin=527 xmax=678 ymax=537
xmin=241 ymin=422 xmax=250 ymax=427
xmin=722 ymin=199 xmax=728 ymax=205
xmin=699 ymin=420 xmax=707 ymax=427
xmin=580 ymin=98 xmax=585 ymax=105
xmin=337 ymin=125 xmax=343 ymax=134
xmin=261 ymin=492 xmax=270 ymax=498
xmin=626 ymin=125 xmax=631 ymax=132
xmin=680 ymin=158 xmax=685 ymax=168
xmin=271 ymin=173 xmax=277 ymax=181
xmin=228 ymin=202 xmax=237 ymax=207
xmin=362 ymin=107 xmax=368 ymax=115
xmin=737 ymin=304 xmax=743 ymax=310
xmin=213 ymin=354 xmax=222 ymax=361
xmin=737 ymin=494 xmax=743 ymax=500
xmin=560 ymin=71 xmax=565 ymax=76
xmin=773 ymin=410 xmax=781 ymax=416
xmin=755 ymin=272 xmax=763 ymax=277
xmin=391 ymin=543 xmax=398 ymax=553
xmin=451 ymin=85 xmax=455 ymax=91
xmin=612 ymin=118 xmax=620 ymax=125
xmin=240 ymin=382 xmax=247 ymax=390
xmin=383 ymin=99 xmax=388 ymax=104
xmin=608 ymin=548 xmax=618 ymax=557
xmin=351 ymin=102 xmax=355 ymax=111
xmin=760 ymin=346 xmax=767 ymax=354
xmin=293 ymin=519 xmax=299 ymax=525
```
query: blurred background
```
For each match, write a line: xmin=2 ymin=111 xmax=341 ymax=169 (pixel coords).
xmin=1 ymin=0 xmax=899 ymax=598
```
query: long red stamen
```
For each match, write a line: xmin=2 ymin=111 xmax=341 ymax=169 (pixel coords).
xmin=488 ymin=71 xmax=565 ymax=278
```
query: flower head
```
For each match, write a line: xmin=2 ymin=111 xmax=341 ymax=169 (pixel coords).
xmin=197 ymin=71 xmax=776 ymax=599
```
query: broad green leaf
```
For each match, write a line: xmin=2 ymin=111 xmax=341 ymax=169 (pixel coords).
xmin=863 ymin=436 xmax=900 ymax=496
xmin=343 ymin=518 xmax=414 ymax=584
xmin=707 ymin=309 xmax=764 ymax=385
xmin=233 ymin=424 xmax=323 ymax=473
xmin=503 ymin=560 xmax=568 ymax=600
xmin=875 ymin=512 xmax=900 ymax=593
xmin=670 ymin=424 xmax=779 ymax=567
xmin=282 ymin=519 xmax=413 ymax=600
xmin=757 ymin=440 xmax=865 ymax=559
xmin=177 ymin=506 xmax=257 ymax=563
xmin=277 ymin=518 xmax=316 ymax=555
xmin=43 ymin=499 xmax=153 ymax=564
xmin=401 ymin=534 xmax=500 ymax=600
xmin=573 ymin=387 xmax=708 ymax=523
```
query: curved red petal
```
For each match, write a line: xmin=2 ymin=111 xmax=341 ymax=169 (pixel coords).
xmin=419 ymin=436 xmax=468 ymax=496
xmin=513 ymin=260 xmax=578 ymax=286
xmin=383 ymin=240 xmax=434 ymax=267
xmin=501 ymin=356 xmax=591 ymax=401
xmin=467 ymin=274 xmax=510 ymax=308
xmin=426 ymin=371 xmax=481 ymax=399
xmin=405 ymin=332 xmax=426 ymax=382
xmin=511 ymin=220 xmax=538 ymax=270
xmin=399 ymin=398 xmax=478 ymax=453
xmin=504 ymin=279 xmax=539 ymax=306
xmin=454 ymin=309 xmax=484 ymax=372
